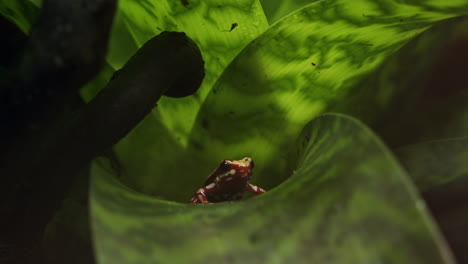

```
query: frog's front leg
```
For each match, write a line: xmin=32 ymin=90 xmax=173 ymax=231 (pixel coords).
xmin=190 ymin=184 xmax=216 ymax=204
xmin=246 ymin=183 xmax=266 ymax=195
xmin=189 ymin=197 xmax=200 ymax=203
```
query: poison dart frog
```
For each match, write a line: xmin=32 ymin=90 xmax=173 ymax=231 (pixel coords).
xmin=190 ymin=157 xmax=266 ymax=203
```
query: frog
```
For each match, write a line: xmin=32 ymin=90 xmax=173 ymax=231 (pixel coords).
xmin=189 ymin=157 xmax=266 ymax=203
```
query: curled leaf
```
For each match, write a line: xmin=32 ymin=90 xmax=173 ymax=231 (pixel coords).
xmin=91 ymin=114 xmax=454 ymax=264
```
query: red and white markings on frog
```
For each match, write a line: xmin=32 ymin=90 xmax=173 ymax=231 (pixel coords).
xmin=189 ymin=157 xmax=266 ymax=204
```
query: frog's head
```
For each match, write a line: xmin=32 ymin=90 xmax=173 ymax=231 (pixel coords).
xmin=216 ymin=157 xmax=254 ymax=182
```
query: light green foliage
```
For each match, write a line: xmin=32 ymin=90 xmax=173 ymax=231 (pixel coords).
xmin=111 ymin=0 xmax=268 ymax=139
xmin=340 ymin=17 xmax=468 ymax=147
xmin=91 ymin=114 xmax=455 ymax=264
xmin=90 ymin=0 xmax=467 ymax=262
xmin=111 ymin=0 xmax=269 ymax=197
xmin=260 ymin=0 xmax=321 ymax=24
xmin=114 ymin=0 xmax=468 ymax=201
xmin=0 ymin=0 xmax=38 ymax=33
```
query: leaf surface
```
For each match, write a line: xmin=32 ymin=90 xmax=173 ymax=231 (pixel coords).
xmin=153 ymin=0 xmax=468 ymax=200
xmin=91 ymin=113 xmax=454 ymax=264
xmin=112 ymin=0 xmax=268 ymax=140
xmin=111 ymin=0 xmax=269 ymax=197
xmin=259 ymin=0 xmax=320 ymax=24
xmin=359 ymin=17 xmax=468 ymax=148
xmin=395 ymin=138 xmax=468 ymax=191
xmin=0 ymin=0 xmax=38 ymax=33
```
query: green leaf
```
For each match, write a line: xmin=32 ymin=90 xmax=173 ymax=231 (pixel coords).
xmin=395 ymin=138 xmax=468 ymax=191
xmin=111 ymin=0 xmax=268 ymax=136
xmin=111 ymin=0 xmax=269 ymax=198
xmin=118 ymin=0 xmax=468 ymax=201
xmin=0 ymin=0 xmax=39 ymax=33
xmin=259 ymin=0 xmax=320 ymax=24
xmin=353 ymin=17 xmax=468 ymax=148
xmin=91 ymin=113 xmax=454 ymax=264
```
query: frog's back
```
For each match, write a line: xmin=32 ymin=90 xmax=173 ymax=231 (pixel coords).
xmin=204 ymin=168 xmax=221 ymax=185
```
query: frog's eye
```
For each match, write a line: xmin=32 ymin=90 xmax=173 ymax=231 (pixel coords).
xmin=220 ymin=161 xmax=231 ymax=172
xmin=250 ymin=161 xmax=255 ymax=169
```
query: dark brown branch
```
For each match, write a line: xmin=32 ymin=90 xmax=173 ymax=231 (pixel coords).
xmin=1 ymin=0 xmax=117 ymax=147
xmin=1 ymin=31 xmax=204 ymax=252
